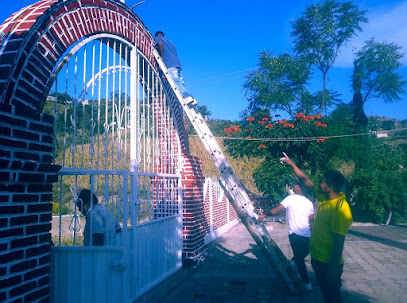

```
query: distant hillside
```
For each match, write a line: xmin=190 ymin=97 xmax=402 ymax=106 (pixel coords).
xmin=368 ymin=116 xmax=407 ymax=147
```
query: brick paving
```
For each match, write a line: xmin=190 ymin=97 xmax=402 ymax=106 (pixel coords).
xmin=136 ymin=221 xmax=407 ymax=303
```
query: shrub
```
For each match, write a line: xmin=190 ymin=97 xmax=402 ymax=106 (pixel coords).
xmin=351 ymin=144 xmax=407 ymax=224
xmin=51 ymin=202 xmax=69 ymax=215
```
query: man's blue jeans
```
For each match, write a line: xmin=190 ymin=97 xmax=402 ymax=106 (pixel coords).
xmin=168 ymin=67 xmax=191 ymax=98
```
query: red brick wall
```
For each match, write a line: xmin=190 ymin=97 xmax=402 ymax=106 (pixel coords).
xmin=0 ymin=103 xmax=59 ymax=303
xmin=181 ymin=156 xmax=208 ymax=266
xmin=202 ymin=178 xmax=238 ymax=238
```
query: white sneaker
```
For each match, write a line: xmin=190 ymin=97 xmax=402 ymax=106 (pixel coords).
xmin=305 ymin=283 xmax=312 ymax=291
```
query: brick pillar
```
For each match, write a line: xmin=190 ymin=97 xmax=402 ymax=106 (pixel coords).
xmin=0 ymin=103 xmax=60 ymax=302
xmin=181 ymin=156 xmax=208 ymax=266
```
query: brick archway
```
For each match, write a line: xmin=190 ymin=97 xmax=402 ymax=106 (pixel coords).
xmin=0 ymin=1 xmax=204 ymax=302
xmin=1 ymin=0 xmax=153 ymax=107
xmin=0 ymin=0 xmax=189 ymax=151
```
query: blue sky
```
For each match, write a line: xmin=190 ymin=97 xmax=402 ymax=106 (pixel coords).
xmin=2 ymin=0 xmax=407 ymax=121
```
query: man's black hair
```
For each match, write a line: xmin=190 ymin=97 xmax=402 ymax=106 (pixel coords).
xmin=323 ymin=170 xmax=345 ymax=193
xmin=78 ymin=189 xmax=98 ymax=206
xmin=292 ymin=180 xmax=305 ymax=192
xmin=155 ymin=31 xmax=164 ymax=37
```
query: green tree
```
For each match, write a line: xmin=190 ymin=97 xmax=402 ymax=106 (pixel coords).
xmin=352 ymin=39 xmax=406 ymax=128
xmin=196 ymin=105 xmax=212 ymax=119
xmin=291 ymin=0 xmax=367 ymax=114
xmin=244 ymin=51 xmax=311 ymax=117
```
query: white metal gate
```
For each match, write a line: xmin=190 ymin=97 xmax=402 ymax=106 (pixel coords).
xmin=46 ymin=34 xmax=183 ymax=302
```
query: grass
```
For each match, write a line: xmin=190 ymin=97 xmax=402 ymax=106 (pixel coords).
xmin=188 ymin=136 xmax=264 ymax=194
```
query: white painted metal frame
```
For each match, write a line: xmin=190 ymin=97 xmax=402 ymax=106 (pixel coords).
xmin=48 ymin=34 xmax=183 ymax=303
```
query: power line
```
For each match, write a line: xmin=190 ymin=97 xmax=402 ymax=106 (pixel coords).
xmin=189 ymin=127 xmax=407 ymax=143
xmin=188 ymin=67 xmax=256 ymax=86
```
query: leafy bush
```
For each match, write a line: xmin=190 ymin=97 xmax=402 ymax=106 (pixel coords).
xmin=51 ymin=201 xmax=69 ymax=215
xmin=53 ymin=235 xmax=84 ymax=246
xmin=351 ymin=144 xmax=407 ymax=224
xmin=224 ymin=106 xmax=363 ymax=201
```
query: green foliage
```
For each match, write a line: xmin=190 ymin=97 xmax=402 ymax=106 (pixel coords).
xmin=51 ymin=202 xmax=69 ymax=215
xmin=324 ymin=104 xmax=371 ymax=167
xmin=53 ymin=235 xmax=84 ymax=246
xmin=351 ymin=144 xmax=407 ymax=224
xmin=209 ymin=120 xmax=238 ymax=137
xmin=253 ymin=159 xmax=297 ymax=203
xmin=224 ymin=112 xmax=332 ymax=199
xmin=292 ymin=0 xmax=367 ymax=70
xmin=352 ymin=39 xmax=406 ymax=130
xmin=225 ymin=1 xmax=406 ymax=223
xmin=368 ymin=116 xmax=381 ymax=131
xmin=291 ymin=0 xmax=368 ymax=113
xmin=244 ymin=52 xmax=311 ymax=117
xmin=196 ymin=105 xmax=212 ymax=118
xmin=381 ymin=120 xmax=395 ymax=131
xmin=354 ymin=39 xmax=406 ymax=104
xmin=187 ymin=105 xmax=214 ymax=135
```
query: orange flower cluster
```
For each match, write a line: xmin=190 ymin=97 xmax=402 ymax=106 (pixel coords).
xmin=262 ymin=117 xmax=269 ymax=121
xmin=316 ymin=137 xmax=328 ymax=143
xmin=266 ymin=124 xmax=274 ymax=128
xmin=275 ymin=119 xmax=294 ymax=128
xmin=258 ymin=144 xmax=266 ymax=148
xmin=295 ymin=113 xmax=323 ymax=122
xmin=258 ymin=121 xmax=265 ymax=124
xmin=314 ymin=122 xmax=327 ymax=127
xmin=246 ymin=117 xmax=255 ymax=121
xmin=224 ymin=125 xmax=241 ymax=137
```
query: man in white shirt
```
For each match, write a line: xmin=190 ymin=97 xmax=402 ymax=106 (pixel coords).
xmin=259 ymin=182 xmax=314 ymax=289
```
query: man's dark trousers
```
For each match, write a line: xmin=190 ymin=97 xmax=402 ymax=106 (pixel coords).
xmin=311 ymin=258 xmax=344 ymax=303
xmin=288 ymin=233 xmax=310 ymax=284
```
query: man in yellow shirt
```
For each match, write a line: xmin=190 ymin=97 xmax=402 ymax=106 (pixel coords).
xmin=280 ymin=152 xmax=352 ymax=303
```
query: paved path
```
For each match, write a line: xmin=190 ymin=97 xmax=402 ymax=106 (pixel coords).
xmin=136 ymin=221 xmax=407 ymax=303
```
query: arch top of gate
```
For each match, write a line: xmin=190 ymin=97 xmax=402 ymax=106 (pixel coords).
xmin=0 ymin=0 xmax=156 ymax=112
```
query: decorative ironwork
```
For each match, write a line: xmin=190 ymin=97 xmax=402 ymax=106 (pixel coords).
xmin=46 ymin=35 xmax=182 ymax=246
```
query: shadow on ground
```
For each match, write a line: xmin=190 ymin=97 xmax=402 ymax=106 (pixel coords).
xmin=136 ymin=222 xmax=398 ymax=303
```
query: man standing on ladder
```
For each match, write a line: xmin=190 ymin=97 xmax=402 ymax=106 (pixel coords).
xmin=280 ymin=152 xmax=353 ymax=303
xmin=154 ymin=31 xmax=196 ymax=107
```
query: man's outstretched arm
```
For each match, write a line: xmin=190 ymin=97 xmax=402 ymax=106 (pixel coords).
xmin=258 ymin=204 xmax=284 ymax=221
xmin=280 ymin=152 xmax=315 ymax=190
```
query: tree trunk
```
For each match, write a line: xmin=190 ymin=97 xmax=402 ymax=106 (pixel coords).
xmin=317 ymin=73 xmax=327 ymax=115
xmin=386 ymin=210 xmax=392 ymax=226
xmin=352 ymin=92 xmax=368 ymax=128
xmin=352 ymin=65 xmax=368 ymax=129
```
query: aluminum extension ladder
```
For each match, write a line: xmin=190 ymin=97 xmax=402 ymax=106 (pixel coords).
xmin=152 ymin=49 xmax=306 ymax=296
